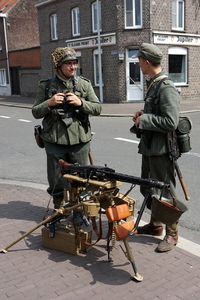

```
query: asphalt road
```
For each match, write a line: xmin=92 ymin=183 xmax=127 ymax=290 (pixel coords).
xmin=0 ymin=105 xmax=200 ymax=242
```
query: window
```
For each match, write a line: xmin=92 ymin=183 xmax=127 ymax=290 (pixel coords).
xmin=168 ymin=47 xmax=187 ymax=85
xmin=92 ymin=1 xmax=102 ymax=33
xmin=0 ymin=69 xmax=6 ymax=86
xmin=93 ymin=49 xmax=103 ymax=86
xmin=125 ymin=0 xmax=142 ymax=29
xmin=50 ymin=14 xmax=58 ymax=40
xmin=172 ymin=0 xmax=184 ymax=31
xmin=72 ymin=7 xmax=80 ymax=36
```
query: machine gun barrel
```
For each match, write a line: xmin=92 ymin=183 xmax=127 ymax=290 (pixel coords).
xmin=99 ymin=170 xmax=169 ymax=190
xmin=59 ymin=160 xmax=170 ymax=190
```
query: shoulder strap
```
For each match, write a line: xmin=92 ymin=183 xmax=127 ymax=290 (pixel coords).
xmin=150 ymin=77 xmax=169 ymax=113
xmin=45 ymin=78 xmax=52 ymax=100
xmin=151 ymin=77 xmax=169 ymax=101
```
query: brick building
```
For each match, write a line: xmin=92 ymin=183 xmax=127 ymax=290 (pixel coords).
xmin=0 ymin=0 xmax=41 ymax=97
xmin=35 ymin=0 xmax=200 ymax=103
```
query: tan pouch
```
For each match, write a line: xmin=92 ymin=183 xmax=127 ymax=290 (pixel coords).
xmin=114 ymin=221 xmax=134 ymax=241
xmin=106 ymin=204 xmax=131 ymax=222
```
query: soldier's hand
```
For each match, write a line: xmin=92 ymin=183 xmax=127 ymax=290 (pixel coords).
xmin=132 ymin=111 xmax=143 ymax=122
xmin=65 ymin=92 xmax=82 ymax=107
xmin=47 ymin=93 xmax=65 ymax=107
xmin=134 ymin=116 xmax=142 ymax=128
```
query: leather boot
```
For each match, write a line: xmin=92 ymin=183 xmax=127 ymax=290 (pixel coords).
xmin=137 ymin=223 xmax=163 ymax=236
xmin=53 ymin=197 xmax=64 ymax=209
xmin=156 ymin=234 xmax=178 ymax=252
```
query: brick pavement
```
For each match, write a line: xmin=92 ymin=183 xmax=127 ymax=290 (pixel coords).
xmin=1 ymin=96 xmax=200 ymax=299
xmin=1 ymin=183 xmax=200 ymax=300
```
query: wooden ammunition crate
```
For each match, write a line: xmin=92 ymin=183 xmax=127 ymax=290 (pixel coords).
xmin=41 ymin=226 xmax=92 ymax=255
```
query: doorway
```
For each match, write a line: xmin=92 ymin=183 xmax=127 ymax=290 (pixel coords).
xmin=126 ymin=49 xmax=143 ymax=101
xmin=10 ymin=67 xmax=21 ymax=95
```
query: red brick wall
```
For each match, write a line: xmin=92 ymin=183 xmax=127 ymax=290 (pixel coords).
xmin=9 ymin=47 xmax=41 ymax=68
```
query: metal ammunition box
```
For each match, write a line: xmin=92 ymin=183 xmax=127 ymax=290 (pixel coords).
xmin=41 ymin=226 xmax=92 ymax=255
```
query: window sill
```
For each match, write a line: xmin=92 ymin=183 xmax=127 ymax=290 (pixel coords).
xmin=171 ymin=29 xmax=185 ymax=33
xmin=174 ymin=83 xmax=189 ymax=87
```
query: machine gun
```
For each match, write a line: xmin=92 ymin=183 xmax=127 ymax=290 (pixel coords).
xmin=0 ymin=161 xmax=170 ymax=282
xmin=59 ymin=160 xmax=169 ymax=190
xmin=59 ymin=160 xmax=170 ymax=235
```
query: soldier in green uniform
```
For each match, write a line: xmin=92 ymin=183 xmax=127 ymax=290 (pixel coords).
xmin=132 ymin=43 xmax=180 ymax=252
xmin=32 ymin=47 xmax=102 ymax=209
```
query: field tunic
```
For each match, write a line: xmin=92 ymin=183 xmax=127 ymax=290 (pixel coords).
xmin=32 ymin=75 xmax=101 ymax=145
xmin=138 ymin=71 xmax=180 ymax=156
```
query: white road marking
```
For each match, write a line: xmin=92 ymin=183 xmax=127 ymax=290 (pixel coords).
xmin=18 ymin=119 xmax=32 ymax=123
xmin=185 ymin=151 xmax=200 ymax=158
xmin=0 ymin=115 xmax=11 ymax=118
xmin=115 ymin=137 xmax=139 ymax=144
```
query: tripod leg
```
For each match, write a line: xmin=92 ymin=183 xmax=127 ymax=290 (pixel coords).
xmin=0 ymin=211 xmax=60 ymax=253
xmin=123 ymin=238 xmax=143 ymax=282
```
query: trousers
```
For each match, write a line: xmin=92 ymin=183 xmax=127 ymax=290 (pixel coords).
xmin=140 ymin=153 xmax=178 ymax=236
xmin=44 ymin=140 xmax=90 ymax=198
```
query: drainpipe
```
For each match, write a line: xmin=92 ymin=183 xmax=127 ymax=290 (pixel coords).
xmin=1 ymin=13 xmax=11 ymax=95
xmin=96 ymin=0 xmax=103 ymax=103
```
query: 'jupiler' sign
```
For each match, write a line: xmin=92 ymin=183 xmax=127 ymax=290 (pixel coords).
xmin=66 ymin=33 xmax=116 ymax=49
xmin=154 ymin=32 xmax=200 ymax=46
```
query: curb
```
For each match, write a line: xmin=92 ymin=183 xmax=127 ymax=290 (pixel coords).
xmin=0 ymin=101 xmax=200 ymax=116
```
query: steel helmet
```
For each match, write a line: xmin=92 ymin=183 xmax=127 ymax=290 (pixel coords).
xmin=52 ymin=47 xmax=77 ymax=68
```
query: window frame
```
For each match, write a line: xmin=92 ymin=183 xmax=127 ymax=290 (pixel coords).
xmin=92 ymin=1 xmax=102 ymax=33
xmin=0 ymin=69 xmax=6 ymax=86
xmin=168 ymin=46 xmax=187 ymax=86
xmin=72 ymin=7 xmax=80 ymax=36
xmin=172 ymin=0 xmax=184 ymax=31
xmin=50 ymin=13 xmax=58 ymax=40
xmin=125 ymin=0 xmax=143 ymax=29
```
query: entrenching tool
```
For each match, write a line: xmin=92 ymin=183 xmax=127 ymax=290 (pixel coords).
xmin=175 ymin=161 xmax=190 ymax=200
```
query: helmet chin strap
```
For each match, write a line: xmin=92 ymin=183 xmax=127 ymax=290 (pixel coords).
xmin=58 ymin=67 xmax=70 ymax=80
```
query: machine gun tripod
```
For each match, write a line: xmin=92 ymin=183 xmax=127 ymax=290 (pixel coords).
xmin=0 ymin=161 xmax=171 ymax=282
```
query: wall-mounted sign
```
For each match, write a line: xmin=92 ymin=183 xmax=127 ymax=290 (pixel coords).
xmin=66 ymin=33 xmax=116 ymax=49
xmin=153 ymin=31 xmax=200 ymax=46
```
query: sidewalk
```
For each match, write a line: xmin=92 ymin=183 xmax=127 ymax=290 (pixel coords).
xmin=0 ymin=95 xmax=200 ymax=115
xmin=1 ymin=96 xmax=200 ymax=300
xmin=1 ymin=182 xmax=200 ymax=300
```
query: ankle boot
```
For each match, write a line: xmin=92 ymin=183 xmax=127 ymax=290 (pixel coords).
xmin=137 ymin=223 xmax=163 ymax=236
xmin=156 ymin=222 xmax=178 ymax=252
xmin=156 ymin=234 xmax=178 ymax=252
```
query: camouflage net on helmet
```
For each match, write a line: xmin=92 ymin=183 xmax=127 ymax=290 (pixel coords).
xmin=52 ymin=47 xmax=76 ymax=68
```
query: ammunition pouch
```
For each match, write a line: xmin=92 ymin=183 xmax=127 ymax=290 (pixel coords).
xmin=34 ymin=125 xmax=44 ymax=149
xmin=75 ymin=110 xmax=90 ymax=133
